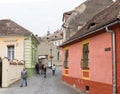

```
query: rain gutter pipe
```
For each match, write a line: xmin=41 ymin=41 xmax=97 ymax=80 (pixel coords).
xmin=105 ymin=26 xmax=117 ymax=94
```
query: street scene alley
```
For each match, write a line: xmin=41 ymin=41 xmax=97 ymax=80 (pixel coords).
xmin=0 ymin=67 xmax=85 ymax=94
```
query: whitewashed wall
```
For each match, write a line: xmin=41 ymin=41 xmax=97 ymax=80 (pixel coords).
xmin=2 ymin=58 xmax=24 ymax=87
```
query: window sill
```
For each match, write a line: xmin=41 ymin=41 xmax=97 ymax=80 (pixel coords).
xmin=82 ymin=67 xmax=89 ymax=70
xmin=64 ymin=67 xmax=69 ymax=69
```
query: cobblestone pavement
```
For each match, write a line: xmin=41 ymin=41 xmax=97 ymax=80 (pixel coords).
xmin=0 ymin=67 xmax=86 ymax=94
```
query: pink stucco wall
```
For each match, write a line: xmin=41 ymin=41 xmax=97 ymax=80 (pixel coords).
xmin=69 ymin=43 xmax=82 ymax=77
xmin=62 ymin=32 xmax=113 ymax=84
xmin=90 ymin=32 xmax=112 ymax=84
xmin=62 ymin=44 xmax=82 ymax=77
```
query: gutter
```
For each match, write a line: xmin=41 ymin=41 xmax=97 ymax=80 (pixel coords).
xmin=105 ymin=27 xmax=117 ymax=94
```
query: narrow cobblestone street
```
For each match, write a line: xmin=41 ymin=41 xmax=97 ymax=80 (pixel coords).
xmin=0 ymin=67 xmax=85 ymax=94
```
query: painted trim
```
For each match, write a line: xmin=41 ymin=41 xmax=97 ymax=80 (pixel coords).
xmin=81 ymin=39 xmax=90 ymax=69
xmin=64 ymin=46 xmax=69 ymax=50
xmin=81 ymin=39 xmax=90 ymax=80
xmin=82 ymin=69 xmax=90 ymax=80
xmin=63 ymin=47 xmax=69 ymax=68
xmin=82 ymin=39 xmax=90 ymax=45
xmin=63 ymin=68 xmax=69 ymax=76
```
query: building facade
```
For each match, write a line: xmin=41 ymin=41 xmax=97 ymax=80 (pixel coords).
xmin=0 ymin=19 xmax=39 ymax=79
xmin=38 ymin=29 xmax=63 ymax=66
xmin=61 ymin=1 xmax=120 ymax=94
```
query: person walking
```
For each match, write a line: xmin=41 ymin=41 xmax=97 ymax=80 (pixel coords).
xmin=42 ymin=58 xmax=47 ymax=78
xmin=52 ymin=64 xmax=56 ymax=76
xmin=20 ymin=68 xmax=28 ymax=87
xmin=35 ymin=63 xmax=39 ymax=74
xmin=43 ymin=67 xmax=47 ymax=78
xmin=40 ymin=64 xmax=44 ymax=75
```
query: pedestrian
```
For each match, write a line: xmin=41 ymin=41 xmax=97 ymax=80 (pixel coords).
xmin=39 ymin=64 xmax=42 ymax=75
xmin=41 ymin=64 xmax=44 ymax=74
xmin=43 ymin=67 xmax=47 ymax=78
xmin=20 ymin=68 xmax=28 ymax=87
xmin=42 ymin=58 xmax=48 ymax=78
xmin=52 ymin=64 xmax=56 ymax=76
xmin=35 ymin=63 xmax=39 ymax=74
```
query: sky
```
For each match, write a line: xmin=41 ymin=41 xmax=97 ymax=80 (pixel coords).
xmin=0 ymin=0 xmax=86 ymax=36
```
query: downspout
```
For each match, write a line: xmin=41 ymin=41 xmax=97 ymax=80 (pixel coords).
xmin=105 ymin=26 xmax=117 ymax=94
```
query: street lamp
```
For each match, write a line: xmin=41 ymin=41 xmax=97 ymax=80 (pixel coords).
xmin=50 ymin=48 xmax=53 ymax=67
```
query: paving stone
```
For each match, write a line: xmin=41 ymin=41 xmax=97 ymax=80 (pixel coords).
xmin=0 ymin=67 xmax=86 ymax=94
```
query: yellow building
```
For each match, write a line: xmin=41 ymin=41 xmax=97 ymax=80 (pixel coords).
xmin=0 ymin=19 xmax=39 ymax=87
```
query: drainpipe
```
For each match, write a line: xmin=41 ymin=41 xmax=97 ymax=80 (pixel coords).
xmin=105 ymin=26 xmax=117 ymax=94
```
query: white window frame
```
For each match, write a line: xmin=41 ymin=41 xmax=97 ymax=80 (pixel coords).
xmin=7 ymin=45 xmax=15 ymax=60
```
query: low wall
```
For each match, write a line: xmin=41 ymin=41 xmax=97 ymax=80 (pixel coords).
xmin=2 ymin=58 xmax=24 ymax=87
xmin=8 ymin=64 xmax=24 ymax=86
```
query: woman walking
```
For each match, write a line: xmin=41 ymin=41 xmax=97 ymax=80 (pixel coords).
xmin=52 ymin=64 xmax=56 ymax=76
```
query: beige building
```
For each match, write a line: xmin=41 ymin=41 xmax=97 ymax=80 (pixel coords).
xmin=0 ymin=23 xmax=25 ymax=87
xmin=0 ymin=19 xmax=39 ymax=87
xmin=38 ymin=29 xmax=63 ymax=66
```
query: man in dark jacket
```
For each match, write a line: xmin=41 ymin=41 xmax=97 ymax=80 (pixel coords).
xmin=20 ymin=68 xmax=28 ymax=87
xmin=35 ymin=63 xmax=39 ymax=74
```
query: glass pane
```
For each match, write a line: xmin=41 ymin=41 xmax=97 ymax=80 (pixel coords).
xmin=83 ymin=43 xmax=89 ymax=68
xmin=7 ymin=45 xmax=14 ymax=60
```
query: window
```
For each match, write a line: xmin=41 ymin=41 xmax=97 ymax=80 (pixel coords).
xmin=57 ymin=51 xmax=60 ymax=61
xmin=85 ymin=86 xmax=90 ymax=92
xmin=81 ymin=43 xmax=89 ymax=69
xmin=64 ymin=49 xmax=69 ymax=68
xmin=7 ymin=45 xmax=15 ymax=60
xmin=32 ymin=45 xmax=35 ymax=61
xmin=87 ymin=22 xmax=97 ymax=29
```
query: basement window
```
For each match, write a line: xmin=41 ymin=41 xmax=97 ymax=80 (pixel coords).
xmin=85 ymin=86 xmax=90 ymax=93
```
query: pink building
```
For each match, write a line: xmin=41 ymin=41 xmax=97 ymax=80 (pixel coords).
xmin=61 ymin=1 xmax=120 ymax=94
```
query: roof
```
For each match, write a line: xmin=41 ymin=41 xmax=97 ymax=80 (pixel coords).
xmin=64 ymin=0 xmax=113 ymax=29
xmin=62 ymin=0 xmax=113 ymax=41
xmin=40 ymin=29 xmax=63 ymax=41
xmin=62 ymin=10 xmax=74 ymax=22
xmin=61 ymin=0 xmax=120 ymax=47
xmin=0 ymin=19 xmax=32 ymax=36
